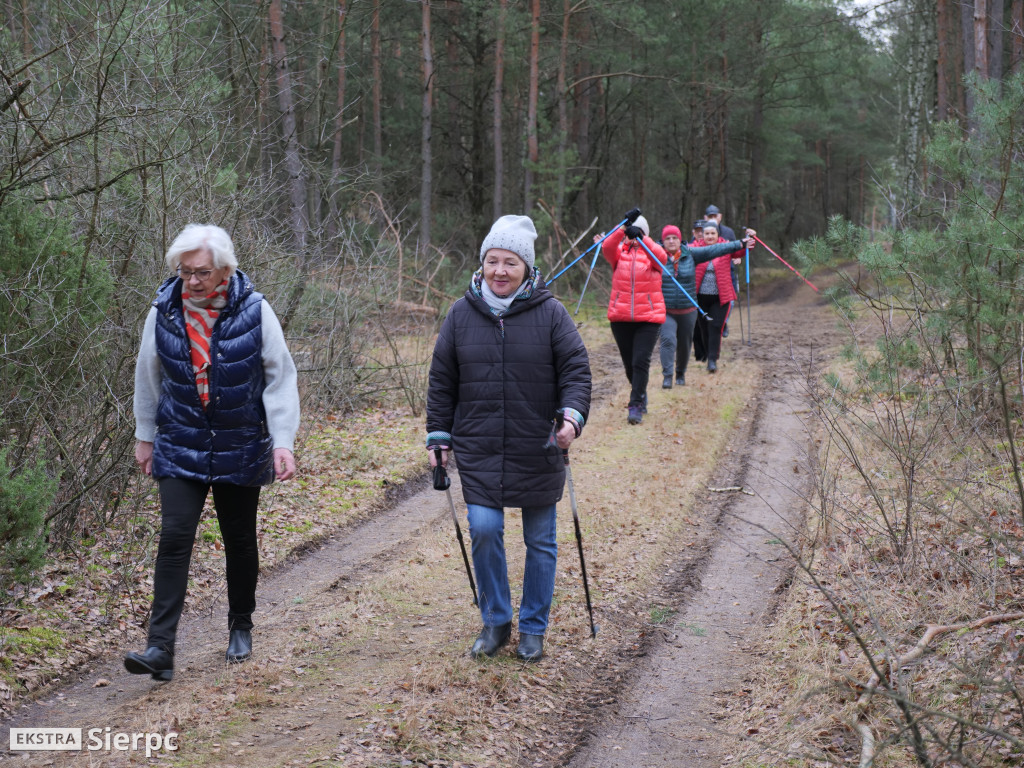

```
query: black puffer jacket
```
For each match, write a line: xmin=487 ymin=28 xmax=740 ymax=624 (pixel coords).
xmin=427 ymin=281 xmax=591 ymax=509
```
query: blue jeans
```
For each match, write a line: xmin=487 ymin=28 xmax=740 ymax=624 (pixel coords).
xmin=466 ymin=503 xmax=558 ymax=636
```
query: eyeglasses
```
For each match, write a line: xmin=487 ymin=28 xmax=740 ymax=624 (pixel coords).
xmin=176 ymin=267 xmax=215 ymax=281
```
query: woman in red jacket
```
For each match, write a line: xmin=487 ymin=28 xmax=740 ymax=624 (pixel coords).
xmin=599 ymin=210 xmax=665 ymax=424
xmin=693 ymin=221 xmax=743 ymax=373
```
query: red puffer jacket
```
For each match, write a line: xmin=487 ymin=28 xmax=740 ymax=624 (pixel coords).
xmin=602 ymin=228 xmax=668 ymax=323
xmin=694 ymin=237 xmax=741 ymax=305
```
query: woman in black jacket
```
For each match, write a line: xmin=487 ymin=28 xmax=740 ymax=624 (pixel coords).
xmin=426 ymin=215 xmax=592 ymax=662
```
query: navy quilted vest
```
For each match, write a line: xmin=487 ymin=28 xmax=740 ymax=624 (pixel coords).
xmin=151 ymin=270 xmax=273 ymax=486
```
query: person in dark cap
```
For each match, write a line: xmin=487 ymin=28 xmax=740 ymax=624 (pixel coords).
xmin=427 ymin=214 xmax=592 ymax=663
xmin=690 ymin=220 xmax=707 ymax=245
xmin=704 ymin=205 xmax=736 ymax=241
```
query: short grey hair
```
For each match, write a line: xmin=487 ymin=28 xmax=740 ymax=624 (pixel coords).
xmin=165 ymin=224 xmax=238 ymax=275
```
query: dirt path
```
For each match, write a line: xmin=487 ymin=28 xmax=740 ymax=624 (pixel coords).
xmin=3 ymin=271 xmax=840 ymax=768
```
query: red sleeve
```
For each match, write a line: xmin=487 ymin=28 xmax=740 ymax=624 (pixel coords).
xmin=602 ymin=228 xmax=625 ymax=268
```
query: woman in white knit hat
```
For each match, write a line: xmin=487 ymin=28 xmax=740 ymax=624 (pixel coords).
xmin=426 ymin=215 xmax=592 ymax=662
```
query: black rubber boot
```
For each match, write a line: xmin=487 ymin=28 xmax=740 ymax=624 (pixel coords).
xmin=226 ymin=629 xmax=252 ymax=664
xmin=124 ymin=647 xmax=174 ymax=681
xmin=470 ymin=623 xmax=512 ymax=659
xmin=516 ymin=634 xmax=544 ymax=662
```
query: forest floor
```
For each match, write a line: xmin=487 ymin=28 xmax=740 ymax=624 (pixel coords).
xmin=2 ymin=269 xmax=843 ymax=768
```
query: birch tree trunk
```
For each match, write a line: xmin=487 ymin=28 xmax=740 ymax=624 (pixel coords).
xmin=899 ymin=1 xmax=934 ymax=218
xmin=974 ymin=0 xmax=989 ymax=81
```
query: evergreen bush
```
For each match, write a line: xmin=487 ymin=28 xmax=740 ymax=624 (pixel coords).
xmin=0 ymin=446 xmax=56 ymax=602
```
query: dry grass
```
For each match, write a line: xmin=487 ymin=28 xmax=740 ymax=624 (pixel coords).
xmin=136 ymin=326 xmax=762 ymax=767
xmin=719 ymin=324 xmax=1024 ymax=767
xmin=2 ymin=309 xmax=763 ymax=767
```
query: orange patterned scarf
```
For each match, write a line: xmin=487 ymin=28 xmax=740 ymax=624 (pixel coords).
xmin=182 ymin=280 xmax=229 ymax=408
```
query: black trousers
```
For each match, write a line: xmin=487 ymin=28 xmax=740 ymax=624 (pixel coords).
xmin=693 ymin=296 xmax=731 ymax=364
xmin=148 ymin=478 xmax=261 ymax=654
xmin=610 ymin=321 xmax=661 ymax=409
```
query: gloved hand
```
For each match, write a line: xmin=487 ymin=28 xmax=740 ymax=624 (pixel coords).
xmin=624 ymin=225 xmax=644 ymax=240
xmin=623 ymin=207 xmax=642 ymax=225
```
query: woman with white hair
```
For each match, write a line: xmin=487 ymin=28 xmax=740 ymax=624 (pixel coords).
xmin=124 ymin=224 xmax=300 ymax=681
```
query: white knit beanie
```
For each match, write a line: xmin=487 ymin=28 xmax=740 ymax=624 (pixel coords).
xmin=634 ymin=215 xmax=650 ymax=237
xmin=479 ymin=215 xmax=537 ymax=269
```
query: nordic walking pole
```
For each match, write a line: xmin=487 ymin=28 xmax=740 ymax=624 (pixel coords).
xmin=634 ymin=237 xmax=710 ymax=319
xmin=568 ymin=217 xmax=631 ymax=316
xmin=555 ymin=415 xmax=598 ymax=638
xmin=433 ymin=448 xmax=478 ymax=606
xmin=547 ymin=218 xmax=626 ymax=286
xmin=751 ymin=235 xmax=818 ymax=292
xmin=736 ymin=282 xmax=744 ymax=343
xmin=745 ymin=245 xmax=752 ymax=345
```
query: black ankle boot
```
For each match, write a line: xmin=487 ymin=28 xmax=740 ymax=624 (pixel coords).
xmin=470 ymin=623 xmax=511 ymax=659
xmin=124 ymin=647 xmax=174 ymax=681
xmin=516 ymin=633 xmax=544 ymax=662
xmin=226 ymin=629 xmax=252 ymax=663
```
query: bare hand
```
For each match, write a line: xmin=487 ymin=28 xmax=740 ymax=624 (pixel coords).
xmin=555 ymin=421 xmax=576 ymax=450
xmin=428 ymin=447 xmax=449 ymax=468
xmin=743 ymin=228 xmax=757 ymax=249
xmin=135 ymin=440 xmax=154 ymax=476
xmin=274 ymin=448 xmax=296 ymax=481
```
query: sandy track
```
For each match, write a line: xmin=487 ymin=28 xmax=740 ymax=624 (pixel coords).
xmin=3 ymin=269 xmax=839 ymax=768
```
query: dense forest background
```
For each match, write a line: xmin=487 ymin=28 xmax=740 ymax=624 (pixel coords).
xmin=2 ymin=0 xmax=1023 ymax=574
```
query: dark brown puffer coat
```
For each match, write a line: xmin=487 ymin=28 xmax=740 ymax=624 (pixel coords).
xmin=426 ymin=281 xmax=591 ymax=509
